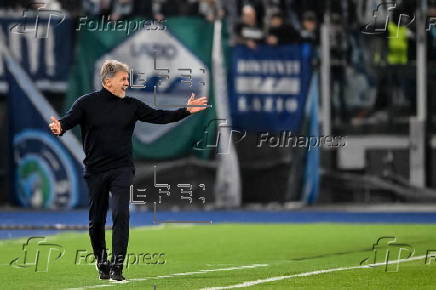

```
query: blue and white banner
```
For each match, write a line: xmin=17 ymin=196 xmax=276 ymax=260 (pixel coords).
xmin=6 ymin=48 xmax=87 ymax=209
xmin=0 ymin=12 xmax=73 ymax=92
xmin=229 ymin=44 xmax=312 ymax=133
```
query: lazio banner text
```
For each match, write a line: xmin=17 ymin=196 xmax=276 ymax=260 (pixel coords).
xmin=229 ymin=44 xmax=312 ymax=133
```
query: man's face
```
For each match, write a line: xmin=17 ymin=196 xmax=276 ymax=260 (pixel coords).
xmin=303 ymin=20 xmax=316 ymax=32
xmin=242 ymin=8 xmax=256 ymax=26
xmin=270 ymin=17 xmax=283 ymax=27
xmin=105 ymin=71 xmax=129 ymax=98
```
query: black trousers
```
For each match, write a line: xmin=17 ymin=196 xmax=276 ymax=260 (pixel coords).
xmin=85 ymin=166 xmax=134 ymax=266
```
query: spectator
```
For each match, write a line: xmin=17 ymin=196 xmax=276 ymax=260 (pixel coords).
xmin=265 ymin=12 xmax=300 ymax=45
xmin=111 ymin=0 xmax=133 ymax=20
xmin=330 ymin=13 xmax=348 ymax=124
xmin=241 ymin=0 xmax=265 ymax=27
xmin=132 ymin=0 xmax=153 ymax=18
xmin=386 ymin=16 xmax=413 ymax=65
xmin=82 ymin=0 xmax=111 ymax=16
xmin=199 ymin=0 xmax=220 ymax=22
xmin=154 ymin=0 xmax=199 ymax=20
xmin=300 ymin=10 xmax=318 ymax=44
xmin=234 ymin=5 xmax=263 ymax=49
xmin=428 ymin=1 xmax=436 ymax=61
xmin=263 ymin=0 xmax=301 ymax=31
xmin=292 ymin=0 xmax=323 ymax=24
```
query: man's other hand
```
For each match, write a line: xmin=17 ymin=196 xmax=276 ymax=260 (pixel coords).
xmin=186 ymin=93 xmax=208 ymax=114
xmin=49 ymin=116 xmax=62 ymax=135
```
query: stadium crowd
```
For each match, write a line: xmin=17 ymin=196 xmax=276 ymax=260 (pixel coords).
xmin=2 ymin=0 xmax=436 ymax=127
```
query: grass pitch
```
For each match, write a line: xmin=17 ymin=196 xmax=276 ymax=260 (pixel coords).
xmin=1 ymin=223 xmax=436 ymax=289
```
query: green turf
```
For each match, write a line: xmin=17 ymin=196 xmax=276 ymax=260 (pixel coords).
xmin=1 ymin=223 xmax=436 ymax=289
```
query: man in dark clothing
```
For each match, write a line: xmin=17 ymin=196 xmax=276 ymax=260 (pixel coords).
xmin=265 ymin=12 xmax=300 ymax=45
xmin=234 ymin=5 xmax=263 ymax=49
xmin=300 ymin=11 xmax=318 ymax=45
xmin=48 ymin=59 xmax=208 ymax=281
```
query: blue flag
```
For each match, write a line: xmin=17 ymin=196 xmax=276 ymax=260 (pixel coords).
xmin=6 ymin=52 xmax=88 ymax=208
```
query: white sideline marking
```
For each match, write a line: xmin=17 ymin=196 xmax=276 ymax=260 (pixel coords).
xmin=201 ymin=255 xmax=427 ymax=289
xmin=129 ymin=264 xmax=268 ymax=282
xmin=64 ymin=263 xmax=268 ymax=290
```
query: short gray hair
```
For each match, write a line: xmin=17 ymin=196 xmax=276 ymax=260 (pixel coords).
xmin=100 ymin=60 xmax=129 ymax=85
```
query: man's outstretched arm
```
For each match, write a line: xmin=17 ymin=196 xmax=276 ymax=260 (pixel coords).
xmin=48 ymin=99 xmax=83 ymax=136
xmin=135 ymin=93 xmax=208 ymax=124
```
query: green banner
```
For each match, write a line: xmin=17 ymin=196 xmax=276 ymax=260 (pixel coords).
xmin=66 ymin=16 xmax=217 ymax=160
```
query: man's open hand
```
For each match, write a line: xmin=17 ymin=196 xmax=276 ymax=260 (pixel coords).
xmin=186 ymin=93 xmax=208 ymax=114
xmin=49 ymin=116 xmax=62 ymax=135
